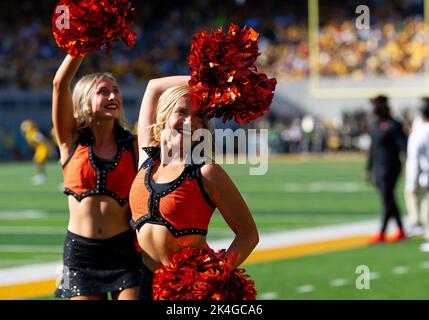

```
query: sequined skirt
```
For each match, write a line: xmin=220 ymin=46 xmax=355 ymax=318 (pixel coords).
xmin=139 ymin=262 xmax=154 ymax=300
xmin=55 ymin=229 xmax=141 ymax=298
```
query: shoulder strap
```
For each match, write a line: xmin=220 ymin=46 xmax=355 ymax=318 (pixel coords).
xmin=142 ymin=146 xmax=161 ymax=159
xmin=76 ymin=127 xmax=94 ymax=146
xmin=61 ymin=129 xmax=91 ymax=168
xmin=139 ymin=146 xmax=161 ymax=171
xmin=114 ymin=123 xmax=135 ymax=150
xmin=194 ymin=164 xmax=216 ymax=208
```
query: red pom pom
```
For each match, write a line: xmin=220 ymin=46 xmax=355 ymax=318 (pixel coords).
xmin=188 ymin=25 xmax=277 ymax=124
xmin=153 ymin=246 xmax=256 ymax=300
xmin=52 ymin=0 xmax=137 ymax=57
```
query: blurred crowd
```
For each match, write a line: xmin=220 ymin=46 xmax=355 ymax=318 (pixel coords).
xmin=260 ymin=0 xmax=428 ymax=79
xmin=0 ymin=0 xmax=427 ymax=90
xmin=267 ymin=16 xmax=428 ymax=80
xmin=0 ymin=0 xmax=428 ymax=159
xmin=0 ymin=107 xmax=413 ymax=160
xmin=254 ymin=104 xmax=418 ymax=155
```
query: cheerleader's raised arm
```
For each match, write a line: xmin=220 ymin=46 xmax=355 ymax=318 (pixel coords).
xmin=131 ymin=24 xmax=276 ymax=300
xmin=137 ymin=76 xmax=190 ymax=165
xmin=51 ymin=0 xmax=141 ymax=300
xmin=52 ymin=55 xmax=84 ymax=164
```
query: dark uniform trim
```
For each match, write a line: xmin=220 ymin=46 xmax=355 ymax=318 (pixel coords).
xmin=63 ymin=123 xmax=136 ymax=207
xmin=130 ymin=146 xmax=212 ymax=237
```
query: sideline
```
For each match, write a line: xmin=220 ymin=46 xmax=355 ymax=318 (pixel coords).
xmin=0 ymin=220 xmax=380 ymax=299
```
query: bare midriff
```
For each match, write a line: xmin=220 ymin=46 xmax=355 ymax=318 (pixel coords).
xmin=137 ymin=223 xmax=207 ymax=272
xmin=67 ymin=195 xmax=131 ymax=239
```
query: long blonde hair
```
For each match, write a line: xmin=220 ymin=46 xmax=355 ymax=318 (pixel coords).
xmin=72 ymin=73 xmax=127 ymax=129
xmin=152 ymin=85 xmax=214 ymax=142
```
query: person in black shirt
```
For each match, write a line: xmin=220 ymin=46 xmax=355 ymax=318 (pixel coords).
xmin=365 ymin=95 xmax=407 ymax=244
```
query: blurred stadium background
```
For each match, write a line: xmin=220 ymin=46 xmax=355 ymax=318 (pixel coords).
xmin=1 ymin=0 xmax=429 ymax=299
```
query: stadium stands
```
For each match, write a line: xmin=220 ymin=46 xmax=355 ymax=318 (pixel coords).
xmin=0 ymin=0 xmax=427 ymax=159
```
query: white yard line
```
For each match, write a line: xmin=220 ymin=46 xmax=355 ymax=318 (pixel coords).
xmin=330 ymin=278 xmax=350 ymax=287
xmin=208 ymin=219 xmax=380 ymax=251
xmin=392 ymin=266 xmax=409 ymax=275
xmin=259 ymin=292 xmax=279 ymax=300
xmin=296 ymin=285 xmax=315 ymax=293
xmin=0 ymin=262 xmax=62 ymax=286
xmin=0 ymin=219 xmax=392 ymax=286
xmin=0 ymin=226 xmax=65 ymax=234
xmin=0 ymin=210 xmax=47 ymax=220
xmin=283 ymin=182 xmax=365 ymax=193
xmin=369 ymin=272 xmax=381 ymax=280
xmin=0 ymin=245 xmax=62 ymax=253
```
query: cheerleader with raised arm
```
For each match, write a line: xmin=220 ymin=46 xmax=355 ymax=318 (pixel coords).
xmin=51 ymin=0 xmax=140 ymax=300
xmin=130 ymin=25 xmax=276 ymax=300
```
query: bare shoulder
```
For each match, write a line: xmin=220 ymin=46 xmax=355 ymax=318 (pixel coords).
xmin=200 ymin=162 xmax=229 ymax=183
xmin=57 ymin=130 xmax=79 ymax=164
xmin=200 ymin=162 xmax=244 ymax=207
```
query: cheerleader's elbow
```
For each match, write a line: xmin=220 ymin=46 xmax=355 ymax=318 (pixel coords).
xmin=251 ymin=231 xmax=259 ymax=249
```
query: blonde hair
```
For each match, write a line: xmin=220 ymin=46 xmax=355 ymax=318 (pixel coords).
xmin=152 ymin=85 xmax=214 ymax=142
xmin=72 ymin=73 xmax=127 ymax=129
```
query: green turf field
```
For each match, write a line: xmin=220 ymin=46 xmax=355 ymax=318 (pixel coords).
xmin=247 ymin=239 xmax=429 ymax=300
xmin=33 ymin=239 xmax=429 ymax=300
xmin=0 ymin=157 xmax=383 ymax=268
xmin=2 ymin=156 xmax=426 ymax=300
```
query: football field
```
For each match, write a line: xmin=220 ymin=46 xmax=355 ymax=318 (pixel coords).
xmin=0 ymin=154 xmax=428 ymax=299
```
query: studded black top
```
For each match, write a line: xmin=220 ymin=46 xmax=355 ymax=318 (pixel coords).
xmin=129 ymin=147 xmax=216 ymax=237
xmin=63 ymin=124 xmax=137 ymax=207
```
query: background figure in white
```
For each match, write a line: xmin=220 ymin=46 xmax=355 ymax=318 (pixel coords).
xmin=404 ymin=101 xmax=429 ymax=251
xmin=405 ymin=116 xmax=424 ymax=234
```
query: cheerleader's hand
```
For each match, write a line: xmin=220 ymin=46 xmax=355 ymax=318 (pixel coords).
xmin=224 ymin=252 xmax=240 ymax=273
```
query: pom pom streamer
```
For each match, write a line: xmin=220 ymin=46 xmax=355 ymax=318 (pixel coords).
xmin=153 ymin=246 xmax=257 ymax=300
xmin=52 ymin=0 xmax=137 ymax=57
xmin=188 ymin=25 xmax=277 ymax=124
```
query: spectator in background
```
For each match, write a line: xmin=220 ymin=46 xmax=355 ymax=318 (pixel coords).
xmin=282 ymin=118 xmax=303 ymax=153
xmin=404 ymin=100 xmax=425 ymax=237
xmin=1 ymin=1 xmax=428 ymax=91
xmin=403 ymin=100 xmax=429 ymax=252
xmin=365 ymin=95 xmax=408 ymax=244
xmin=20 ymin=119 xmax=51 ymax=185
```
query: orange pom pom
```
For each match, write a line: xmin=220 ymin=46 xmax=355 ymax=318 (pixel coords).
xmin=153 ymin=246 xmax=256 ymax=300
xmin=188 ymin=25 xmax=277 ymax=124
xmin=52 ymin=0 xmax=137 ymax=57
